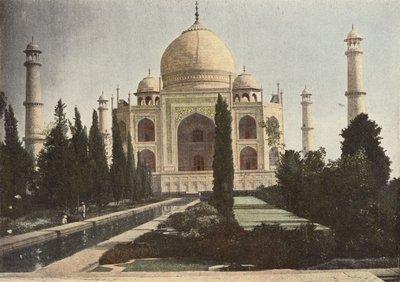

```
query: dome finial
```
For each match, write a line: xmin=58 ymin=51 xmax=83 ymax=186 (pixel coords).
xmin=352 ymin=24 xmax=354 ymax=30
xmin=31 ymin=36 xmax=34 ymax=43
xmin=195 ymin=1 xmax=199 ymax=22
xmin=148 ymin=68 xmax=151 ymax=76
xmin=243 ymin=64 xmax=246 ymax=73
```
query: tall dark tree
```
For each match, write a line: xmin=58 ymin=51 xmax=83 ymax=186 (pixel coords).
xmin=69 ymin=107 xmax=89 ymax=207
xmin=0 ymin=105 xmax=34 ymax=217
xmin=126 ymin=131 xmax=136 ymax=202
xmin=110 ymin=111 xmax=127 ymax=203
xmin=341 ymin=113 xmax=391 ymax=187
xmin=276 ymin=150 xmax=303 ymax=213
xmin=0 ymin=91 xmax=6 ymax=119
xmin=135 ymin=152 xmax=144 ymax=200
xmin=88 ymin=110 xmax=111 ymax=207
xmin=211 ymin=94 xmax=234 ymax=220
xmin=135 ymin=153 xmax=153 ymax=201
xmin=37 ymin=100 xmax=70 ymax=209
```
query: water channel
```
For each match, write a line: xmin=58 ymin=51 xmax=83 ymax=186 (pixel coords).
xmin=0 ymin=198 xmax=193 ymax=272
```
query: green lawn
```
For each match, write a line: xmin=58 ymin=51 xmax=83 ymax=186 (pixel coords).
xmin=121 ymin=258 xmax=215 ymax=272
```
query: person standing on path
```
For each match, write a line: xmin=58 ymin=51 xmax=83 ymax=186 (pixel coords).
xmin=80 ymin=202 xmax=86 ymax=220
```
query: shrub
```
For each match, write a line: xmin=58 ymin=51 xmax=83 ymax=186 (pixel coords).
xmin=158 ymin=202 xmax=223 ymax=237
xmin=99 ymin=243 xmax=135 ymax=265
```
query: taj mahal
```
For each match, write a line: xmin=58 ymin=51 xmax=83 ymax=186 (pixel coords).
xmin=22 ymin=4 xmax=367 ymax=195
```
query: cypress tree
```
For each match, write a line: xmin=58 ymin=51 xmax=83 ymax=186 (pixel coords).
xmin=0 ymin=105 xmax=34 ymax=217
xmin=88 ymin=110 xmax=111 ymax=208
xmin=69 ymin=107 xmax=89 ymax=207
xmin=37 ymin=99 xmax=70 ymax=209
xmin=135 ymin=152 xmax=145 ymax=201
xmin=110 ymin=111 xmax=127 ymax=203
xmin=126 ymin=131 xmax=136 ymax=202
xmin=341 ymin=113 xmax=391 ymax=187
xmin=0 ymin=91 xmax=6 ymax=119
xmin=211 ymin=94 xmax=234 ymax=220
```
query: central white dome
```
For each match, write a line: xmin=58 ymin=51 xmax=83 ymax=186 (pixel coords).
xmin=160 ymin=21 xmax=236 ymax=90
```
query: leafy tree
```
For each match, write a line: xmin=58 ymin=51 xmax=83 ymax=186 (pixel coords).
xmin=126 ymin=131 xmax=136 ymax=202
xmin=68 ymin=107 xmax=89 ymax=207
xmin=88 ymin=110 xmax=111 ymax=207
xmin=110 ymin=111 xmax=127 ymax=203
xmin=299 ymin=148 xmax=327 ymax=219
xmin=211 ymin=94 xmax=234 ymax=220
xmin=326 ymin=150 xmax=382 ymax=257
xmin=263 ymin=116 xmax=282 ymax=147
xmin=276 ymin=150 xmax=303 ymax=213
xmin=0 ymin=105 xmax=34 ymax=217
xmin=392 ymin=178 xmax=400 ymax=252
xmin=37 ymin=100 xmax=70 ymax=209
xmin=341 ymin=113 xmax=391 ymax=187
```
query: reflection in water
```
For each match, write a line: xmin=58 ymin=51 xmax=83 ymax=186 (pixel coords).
xmin=0 ymin=198 xmax=193 ymax=272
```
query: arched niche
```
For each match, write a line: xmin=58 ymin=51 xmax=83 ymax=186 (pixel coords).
xmin=239 ymin=115 xmax=257 ymax=139
xmin=240 ymin=146 xmax=258 ymax=170
xmin=139 ymin=149 xmax=156 ymax=172
xmin=138 ymin=118 xmax=155 ymax=142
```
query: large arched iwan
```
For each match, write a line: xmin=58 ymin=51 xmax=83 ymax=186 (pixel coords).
xmin=177 ymin=113 xmax=214 ymax=171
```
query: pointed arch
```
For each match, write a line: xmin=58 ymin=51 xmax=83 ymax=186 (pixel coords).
xmin=234 ymin=94 xmax=240 ymax=102
xmin=242 ymin=93 xmax=250 ymax=102
xmin=139 ymin=149 xmax=156 ymax=172
xmin=138 ymin=118 xmax=155 ymax=142
xmin=252 ymin=93 xmax=258 ymax=102
xmin=145 ymin=96 xmax=152 ymax=105
xmin=240 ymin=147 xmax=258 ymax=170
xmin=239 ymin=115 xmax=257 ymax=139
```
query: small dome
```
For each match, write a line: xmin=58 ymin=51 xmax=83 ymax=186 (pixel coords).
xmin=301 ymin=85 xmax=311 ymax=95
xmin=137 ymin=75 xmax=160 ymax=93
xmin=345 ymin=26 xmax=362 ymax=41
xmin=98 ymin=92 xmax=108 ymax=101
xmin=233 ymin=71 xmax=259 ymax=90
xmin=24 ymin=41 xmax=41 ymax=53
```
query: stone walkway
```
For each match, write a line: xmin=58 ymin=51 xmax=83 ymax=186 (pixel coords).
xmin=0 ymin=269 xmax=388 ymax=281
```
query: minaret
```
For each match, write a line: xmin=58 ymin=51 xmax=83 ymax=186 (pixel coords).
xmin=98 ymin=91 xmax=109 ymax=135
xmin=345 ymin=25 xmax=366 ymax=125
xmin=301 ymin=85 xmax=314 ymax=155
xmin=23 ymin=37 xmax=45 ymax=158
xmin=98 ymin=92 xmax=111 ymax=162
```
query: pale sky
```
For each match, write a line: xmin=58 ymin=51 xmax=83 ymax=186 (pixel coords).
xmin=1 ymin=0 xmax=399 ymax=177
